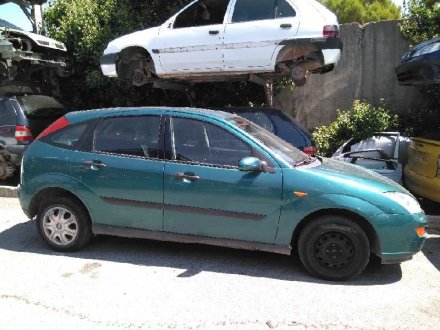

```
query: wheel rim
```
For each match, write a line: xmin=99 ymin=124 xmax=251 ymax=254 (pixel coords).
xmin=42 ymin=206 xmax=79 ymax=246
xmin=313 ymin=231 xmax=355 ymax=270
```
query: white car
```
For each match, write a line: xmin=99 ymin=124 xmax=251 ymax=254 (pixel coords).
xmin=0 ymin=19 xmax=69 ymax=81
xmin=100 ymin=0 xmax=342 ymax=87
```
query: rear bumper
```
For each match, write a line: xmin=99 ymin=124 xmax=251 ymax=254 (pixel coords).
xmin=404 ymin=167 xmax=440 ymax=203
xmin=100 ymin=52 xmax=119 ymax=77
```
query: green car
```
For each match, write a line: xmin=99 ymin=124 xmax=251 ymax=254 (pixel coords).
xmin=18 ymin=108 xmax=428 ymax=281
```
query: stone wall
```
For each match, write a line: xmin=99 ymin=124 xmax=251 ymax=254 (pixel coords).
xmin=274 ymin=21 xmax=424 ymax=130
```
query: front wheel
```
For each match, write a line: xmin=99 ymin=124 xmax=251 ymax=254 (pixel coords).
xmin=37 ymin=197 xmax=92 ymax=252
xmin=298 ymin=215 xmax=370 ymax=281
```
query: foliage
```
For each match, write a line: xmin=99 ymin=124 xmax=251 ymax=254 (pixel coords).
xmin=313 ymin=100 xmax=399 ymax=156
xmin=44 ymin=0 xmax=267 ymax=110
xmin=319 ymin=0 xmax=401 ymax=24
xmin=400 ymin=0 xmax=440 ymax=44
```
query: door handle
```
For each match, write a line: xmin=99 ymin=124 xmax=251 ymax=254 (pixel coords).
xmin=209 ymin=30 xmax=219 ymax=35
xmin=83 ymin=160 xmax=107 ymax=169
xmin=175 ymin=173 xmax=200 ymax=181
xmin=280 ymin=24 xmax=292 ymax=28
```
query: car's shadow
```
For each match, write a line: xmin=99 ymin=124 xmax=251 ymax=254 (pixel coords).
xmin=0 ymin=219 xmax=404 ymax=285
xmin=423 ymin=229 xmax=440 ymax=271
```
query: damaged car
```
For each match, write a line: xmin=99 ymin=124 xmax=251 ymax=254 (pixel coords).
xmin=396 ymin=37 xmax=440 ymax=86
xmin=101 ymin=0 xmax=342 ymax=87
xmin=332 ymin=132 xmax=411 ymax=184
xmin=0 ymin=18 xmax=70 ymax=82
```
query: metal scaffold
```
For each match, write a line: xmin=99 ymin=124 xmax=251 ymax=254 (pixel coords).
xmin=0 ymin=0 xmax=47 ymax=34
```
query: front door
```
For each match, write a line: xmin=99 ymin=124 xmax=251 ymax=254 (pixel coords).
xmin=163 ymin=116 xmax=283 ymax=244
xmin=223 ymin=0 xmax=299 ymax=70
xmin=157 ymin=0 xmax=230 ymax=73
xmin=71 ymin=115 xmax=165 ymax=231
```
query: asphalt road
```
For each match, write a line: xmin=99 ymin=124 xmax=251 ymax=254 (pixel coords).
xmin=0 ymin=197 xmax=439 ymax=329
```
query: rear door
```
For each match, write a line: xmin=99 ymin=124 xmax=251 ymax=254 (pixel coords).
xmin=223 ymin=0 xmax=299 ymax=71
xmin=70 ymin=115 xmax=165 ymax=231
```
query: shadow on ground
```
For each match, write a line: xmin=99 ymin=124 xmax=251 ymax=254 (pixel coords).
xmin=0 ymin=219 xmax=404 ymax=285
xmin=424 ymin=229 xmax=440 ymax=271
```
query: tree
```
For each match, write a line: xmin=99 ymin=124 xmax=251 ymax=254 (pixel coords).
xmin=319 ymin=0 xmax=401 ymax=24
xmin=400 ymin=0 xmax=440 ymax=44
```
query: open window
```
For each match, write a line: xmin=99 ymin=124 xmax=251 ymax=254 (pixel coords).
xmin=174 ymin=0 xmax=230 ymax=29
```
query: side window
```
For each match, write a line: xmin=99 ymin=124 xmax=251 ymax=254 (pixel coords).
xmin=48 ymin=122 xmax=88 ymax=149
xmin=232 ymin=0 xmax=275 ymax=23
xmin=172 ymin=117 xmax=252 ymax=167
xmin=94 ymin=116 xmax=161 ymax=158
xmin=275 ymin=0 xmax=296 ymax=18
xmin=174 ymin=0 xmax=229 ymax=29
xmin=0 ymin=101 xmax=16 ymax=126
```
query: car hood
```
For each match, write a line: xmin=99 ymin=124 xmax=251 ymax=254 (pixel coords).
xmin=0 ymin=27 xmax=67 ymax=51
xmin=293 ymin=157 xmax=409 ymax=195
xmin=105 ymin=27 xmax=160 ymax=53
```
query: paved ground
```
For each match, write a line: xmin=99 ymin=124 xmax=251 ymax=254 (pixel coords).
xmin=0 ymin=197 xmax=439 ymax=329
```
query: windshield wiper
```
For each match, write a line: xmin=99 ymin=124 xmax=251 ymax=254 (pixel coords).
xmin=294 ymin=157 xmax=315 ymax=167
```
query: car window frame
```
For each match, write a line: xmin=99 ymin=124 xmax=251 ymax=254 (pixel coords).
xmin=228 ymin=0 xmax=296 ymax=24
xmin=91 ymin=115 xmax=165 ymax=161
xmin=164 ymin=115 xmax=276 ymax=171
xmin=172 ymin=0 xmax=231 ymax=29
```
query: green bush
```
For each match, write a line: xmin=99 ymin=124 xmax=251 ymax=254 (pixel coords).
xmin=313 ymin=100 xmax=399 ymax=157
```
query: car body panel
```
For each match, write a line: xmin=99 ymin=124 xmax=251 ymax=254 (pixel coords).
xmin=19 ymin=107 xmax=427 ymax=265
xmin=404 ymin=136 xmax=440 ymax=203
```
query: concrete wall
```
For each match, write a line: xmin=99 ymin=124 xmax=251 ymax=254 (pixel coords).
xmin=274 ymin=21 xmax=424 ymax=130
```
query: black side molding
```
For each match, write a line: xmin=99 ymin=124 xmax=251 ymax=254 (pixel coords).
xmin=279 ymin=37 xmax=343 ymax=51
xmin=100 ymin=52 xmax=119 ymax=65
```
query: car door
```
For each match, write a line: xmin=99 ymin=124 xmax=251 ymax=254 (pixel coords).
xmin=223 ymin=0 xmax=299 ymax=71
xmin=70 ymin=115 xmax=165 ymax=231
xmin=163 ymin=115 xmax=283 ymax=244
xmin=156 ymin=0 xmax=230 ymax=73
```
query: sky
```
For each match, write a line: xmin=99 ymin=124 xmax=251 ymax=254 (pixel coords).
xmin=0 ymin=0 xmax=406 ymax=32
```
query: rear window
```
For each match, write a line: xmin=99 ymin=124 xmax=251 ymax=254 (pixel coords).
xmin=421 ymin=130 xmax=440 ymax=141
xmin=239 ymin=111 xmax=274 ymax=132
xmin=0 ymin=100 xmax=16 ymax=126
xmin=17 ymin=95 xmax=65 ymax=118
xmin=268 ymin=112 xmax=311 ymax=148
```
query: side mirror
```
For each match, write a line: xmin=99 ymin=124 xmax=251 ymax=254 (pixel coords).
xmin=238 ymin=157 xmax=263 ymax=172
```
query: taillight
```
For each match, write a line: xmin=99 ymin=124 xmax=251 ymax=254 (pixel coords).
xmin=15 ymin=126 xmax=34 ymax=143
xmin=36 ymin=116 xmax=71 ymax=140
xmin=323 ymin=25 xmax=339 ymax=38
xmin=303 ymin=146 xmax=316 ymax=156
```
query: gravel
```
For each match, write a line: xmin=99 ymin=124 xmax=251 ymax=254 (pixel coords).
xmin=0 ymin=198 xmax=439 ymax=329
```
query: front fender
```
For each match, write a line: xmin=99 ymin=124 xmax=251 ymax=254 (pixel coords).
xmin=275 ymin=194 xmax=383 ymax=245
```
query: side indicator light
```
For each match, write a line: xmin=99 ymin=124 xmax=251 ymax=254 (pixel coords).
xmin=294 ymin=192 xmax=308 ymax=198
xmin=416 ymin=227 xmax=426 ymax=237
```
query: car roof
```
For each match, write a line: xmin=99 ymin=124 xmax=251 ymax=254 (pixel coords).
xmin=66 ymin=107 xmax=233 ymax=123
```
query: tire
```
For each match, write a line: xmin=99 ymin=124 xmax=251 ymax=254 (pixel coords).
xmin=298 ymin=215 xmax=370 ymax=281
xmin=37 ymin=197 xmax=92 ymax=252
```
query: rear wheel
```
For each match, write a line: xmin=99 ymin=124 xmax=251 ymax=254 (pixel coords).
xmin=298 ymin=215 xmax=370 ymax=281
xmin=37 ymin=197 xmax=92 ymax=252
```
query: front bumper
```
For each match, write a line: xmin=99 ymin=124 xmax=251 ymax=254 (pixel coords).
xmin=374 ymin=212 xmax=428 ymax=264
xmin=100 ymin=52 xmax=119 ymax=77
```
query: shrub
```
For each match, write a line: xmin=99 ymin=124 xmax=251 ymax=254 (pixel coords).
xmin=313 ymin=100 xmax=399 ymax=156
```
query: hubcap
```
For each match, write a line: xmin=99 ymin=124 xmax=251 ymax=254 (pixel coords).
xmin=42 ymin=207 xmax=78 ymax=246
xmin=313 ymin=231 xmax=355 ymax=269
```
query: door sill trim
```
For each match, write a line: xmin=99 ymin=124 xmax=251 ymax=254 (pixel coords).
xmin=92 ymin=224 xmax=291 ymax=255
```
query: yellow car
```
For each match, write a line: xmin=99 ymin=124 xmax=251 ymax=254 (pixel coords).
xmin=404 ymin=131 xmax=440 ymax=203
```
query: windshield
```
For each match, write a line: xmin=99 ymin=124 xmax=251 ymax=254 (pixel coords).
xmin=0 ymin=18 xmax=23 ymax=30
xmin=17 ymin=95 xmax=66 ymax=118
xmin=227 ymin=116 xmax=310 ymax=166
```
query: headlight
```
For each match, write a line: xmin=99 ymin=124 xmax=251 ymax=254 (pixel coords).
xmin=384 ymin=192 xmax=422 ymax=214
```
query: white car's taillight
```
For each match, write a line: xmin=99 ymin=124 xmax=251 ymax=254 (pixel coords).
xmin=323 ymin=25 xmax=339 ymax=38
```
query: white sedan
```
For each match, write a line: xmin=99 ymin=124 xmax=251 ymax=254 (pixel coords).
xmin=100 ymin=0 xmax=342 ymax=87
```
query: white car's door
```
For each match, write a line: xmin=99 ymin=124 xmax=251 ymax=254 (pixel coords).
xmin=223 ymin=0 xmax=299 ymax=71
xmin=156 ymin=0 xmax=230 ymax=73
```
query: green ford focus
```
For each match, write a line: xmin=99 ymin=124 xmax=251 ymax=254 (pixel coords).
xmin=18 ymin=107 xmax=428 ymax=281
